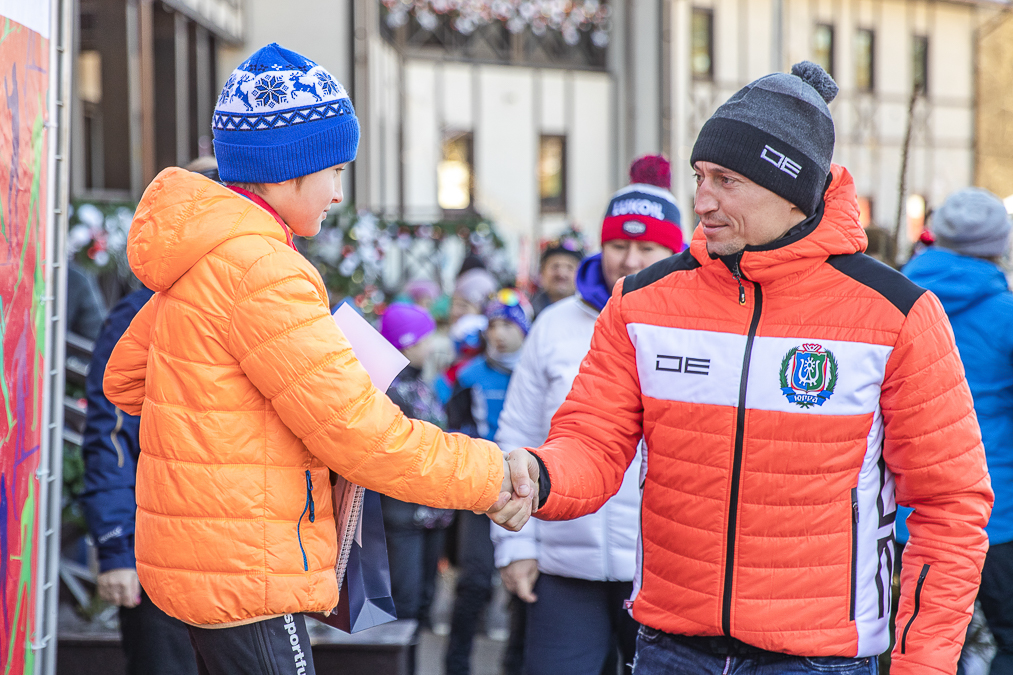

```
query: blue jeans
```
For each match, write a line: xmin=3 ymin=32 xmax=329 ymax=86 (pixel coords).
xmin=632 ymin=627 xmax=878 ymax=674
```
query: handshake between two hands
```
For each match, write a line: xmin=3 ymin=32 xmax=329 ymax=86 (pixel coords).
xmin=477 ymin=448 xmax=541 ymax=532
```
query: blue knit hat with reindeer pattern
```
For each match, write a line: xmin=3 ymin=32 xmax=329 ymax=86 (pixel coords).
xmin=213 ymin=43 xmax=359 ymax=183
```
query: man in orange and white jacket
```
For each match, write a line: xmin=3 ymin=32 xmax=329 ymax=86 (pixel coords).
xmin=494 ymin=62 xmax=993 ymax=674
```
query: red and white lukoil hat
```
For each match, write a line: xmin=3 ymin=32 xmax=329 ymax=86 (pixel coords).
xmin=601 ymin=183 xmax=683 ymax=252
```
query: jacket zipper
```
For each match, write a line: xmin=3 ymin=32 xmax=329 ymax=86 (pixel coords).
xmin=625 ymin=478 xmax=648 ymax=613
xmin=732 ymin=258 xmax=747 ymax=306
xmin=849 ymin=488 xmax=859 ymax=621
xmin=603 ymin=502 xmax=612 ymax=580
xmin=900 ymin=564 xmax=930 ymax=654
xmin=297 ymin=470 xmax=315 ymax=572
xmin=722 ymin=260 xmax=762 ymax=637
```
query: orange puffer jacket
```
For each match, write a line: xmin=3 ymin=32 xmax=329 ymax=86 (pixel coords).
xmin=104 ymin=168 xmax=504 ymax=626
xmin=532 ymin=166 xmax=993 ymax=673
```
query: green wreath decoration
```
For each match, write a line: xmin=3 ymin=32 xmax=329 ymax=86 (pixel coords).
xmin=778 ymin=347 xmax=799 ymax=389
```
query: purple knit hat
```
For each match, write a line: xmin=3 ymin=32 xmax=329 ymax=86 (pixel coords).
xmin=380 ymin=303 xmax=436 ymax=350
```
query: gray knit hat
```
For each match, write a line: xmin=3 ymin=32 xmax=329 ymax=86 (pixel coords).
xmin=690 ymin=61 xmax=838 ymax=216
xmin=932 ymin=188 xmax=1011 ymax=258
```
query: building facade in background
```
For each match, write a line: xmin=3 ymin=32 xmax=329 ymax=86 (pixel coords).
xmin=185 ymin=0 xmax=1013 ymax=275
xmin=669 ymin=0 xmax=1008 ymax=261
xmin=72 ymin=0 xmax=243 ymax=201
xmin=976 ymin=7 xmax=1013 ymax=207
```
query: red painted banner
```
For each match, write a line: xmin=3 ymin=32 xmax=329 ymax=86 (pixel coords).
xmin=0 ymin=15 xmax=50 ymax=674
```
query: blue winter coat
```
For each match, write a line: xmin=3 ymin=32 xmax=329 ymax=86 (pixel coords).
xmin=79 ymin=288 xmax=154 ymax=571
xmin=901 ymin=247 xmax=1013 ymax=545
xmin=445 ymin=357 xmax=512 ymax=442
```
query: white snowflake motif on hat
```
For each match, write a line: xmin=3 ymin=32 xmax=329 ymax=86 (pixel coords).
xmin=213 ymin=63 xmax=351 ymax=133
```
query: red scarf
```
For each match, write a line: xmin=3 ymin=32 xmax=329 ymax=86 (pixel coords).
xmin=226 ymin=185 xmax=298 ymax=251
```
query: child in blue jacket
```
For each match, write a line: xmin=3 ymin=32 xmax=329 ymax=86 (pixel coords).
xmin=444 ymin=289 xmax=531 ymax=675
xmin=80 ymin=286 xmax=198 ymax=675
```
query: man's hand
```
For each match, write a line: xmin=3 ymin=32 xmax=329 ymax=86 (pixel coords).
xmin=500 ymin=559 xmax=539 ymax=603
xmin=482 ymin=449 xmax=540 ymax=531
xmin=97 ymin=568 xmax=141 ymax=608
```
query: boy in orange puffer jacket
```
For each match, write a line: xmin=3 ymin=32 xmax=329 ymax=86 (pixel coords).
xmin=103 ymin=44 xmax=532 ymax=675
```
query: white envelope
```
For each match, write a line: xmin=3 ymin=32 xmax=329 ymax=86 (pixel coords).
xmin=332 ymin=302 xmax=409 ymax=392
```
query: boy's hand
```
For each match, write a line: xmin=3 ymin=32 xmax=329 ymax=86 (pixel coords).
xmin=481 ymin=450 xmax=540 ymax=531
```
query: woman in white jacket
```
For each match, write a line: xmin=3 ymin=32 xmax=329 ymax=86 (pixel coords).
xmin=493 ymin=177 xmax=681 ymax=675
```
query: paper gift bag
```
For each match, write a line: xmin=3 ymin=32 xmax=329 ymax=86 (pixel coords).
xmin=333 ymin=489 xmax=397 ymax=632
xmin=311 ymin=480 xmax=397 ymax=633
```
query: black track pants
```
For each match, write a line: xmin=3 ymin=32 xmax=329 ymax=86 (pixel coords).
xmin=187 ymin=613 xmax=316 ymax=675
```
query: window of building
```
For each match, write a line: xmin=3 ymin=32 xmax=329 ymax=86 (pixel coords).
xmin=539 ymin=135 xmax=567 ymax=213
xmin=78 ymin=50 xmax=104 ymax=190
xmin=438 ymin=131 xmax=473 ymax=213
xmin=857 ymin=196 xmax=873 ymax=228
xmin=691 ymin=8 xmax=714 ymax=80
xmin=813 ymin=24 xmax=834 ymax=77
xmin=907 ymin=194 xmax=926 ymax=242
xmin=912 ymin=35 xmax=929 ymax=95
xmin=855 ymin=29 xmax=874 ymax=93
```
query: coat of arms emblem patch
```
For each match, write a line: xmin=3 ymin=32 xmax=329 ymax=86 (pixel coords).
xmin=779 ymin=343 xmax=838 ymax=409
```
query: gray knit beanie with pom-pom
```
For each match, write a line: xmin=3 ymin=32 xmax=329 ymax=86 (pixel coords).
xmin=690 ymin=61 xmax=838 ymax=216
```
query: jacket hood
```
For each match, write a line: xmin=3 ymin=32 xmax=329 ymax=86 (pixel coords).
xmin=575 ymin=253 xmax=611 ymax=311
xmin=127 ymin=168 xmax=289 ymax=291
xmin=903 ymin=247 xmax=1011 ymax=316
xmin=689 ymin=164 xmax=866 ymax=285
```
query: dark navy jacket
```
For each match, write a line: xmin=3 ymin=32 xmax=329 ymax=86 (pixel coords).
xmin=80 ymin=288 xmax=154 ymax=572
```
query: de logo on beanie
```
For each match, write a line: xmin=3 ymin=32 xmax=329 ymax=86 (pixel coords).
xmin=601 ymin=183 xmax=683 ymax=252
xmin=213 ymin=43 xmax=360 ymax=184
xmin=690 ymin=61 xmax=838 ymax=217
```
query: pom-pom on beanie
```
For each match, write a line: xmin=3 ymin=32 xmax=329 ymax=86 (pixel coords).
xmin=630 ymin=155 xmax=671 ymax=189
xmin=213 ymin=43 xmax=360 ymax=183
xmin=690 ymin=60 xmax=838 ymax=217
xmin=601 ymin=184 xmax=683 ymax=252
xmin=380 ymin=303 xmax=437 ymax=350
xmin=932 ymin=188 xmax=1012 ymax=258
xmin=485 ymin=289 xmax=533 ymax=336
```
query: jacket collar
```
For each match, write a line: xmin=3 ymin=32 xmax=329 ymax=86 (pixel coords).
xmin=226 ymin=185 xmax=297 ymax=251
xmin=574 ymin=253 xmax=611 ymax=312
xmin=689 ymin=165 xmax=866 ymax=288
xmin=128 ymin=168 xmax=292 ymax=292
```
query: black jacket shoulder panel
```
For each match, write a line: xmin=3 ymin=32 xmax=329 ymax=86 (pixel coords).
xmin=622 ymin=249 xmax=702 ymax=296
xmin=826 ymin=253 xmax=927 ymax=316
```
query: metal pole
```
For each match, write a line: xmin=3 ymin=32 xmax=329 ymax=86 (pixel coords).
xmin=671 ymin=0 xmax=691 ymax=240
xmin=194 ymin=25 xmax=211 ymax=153
xmin=772 ymin=0 xmax=783 ymax=72
xmin=35 ymin=0 xmax=74 ymax=671
xmin=139 ymin=0 xmax=155 ymax=186
xmin=353 ymin=0 xmax=371 ymax=209
xmin=175 ymin=11 xmax=190 ymax=167
xmin=126 ymin=0 xmax=143 ymax=199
